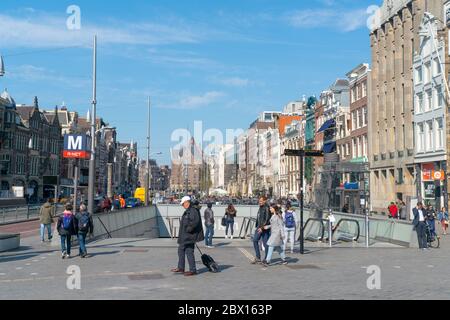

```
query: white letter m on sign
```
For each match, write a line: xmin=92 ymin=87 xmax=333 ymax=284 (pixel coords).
xmin=68 ymin=136 xmax=82 ymax=150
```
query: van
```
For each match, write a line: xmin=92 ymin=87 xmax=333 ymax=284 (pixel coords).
xmin=134 ymin=188 xmax=146 ymax=203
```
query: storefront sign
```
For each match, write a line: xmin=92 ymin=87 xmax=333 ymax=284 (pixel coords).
xmin=424 ymin=182 xmax=435 ymax=199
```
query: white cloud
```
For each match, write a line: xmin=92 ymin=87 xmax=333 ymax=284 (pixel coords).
xmin=0 ymin=12 xmax=202 ymax=49
xmin=160 ymin=91 xmax=225 ymax=110
xmin=286 ymin=8 xmax=368 ymax=32
xmin=215 ymin=77 xmax=250 ymax=87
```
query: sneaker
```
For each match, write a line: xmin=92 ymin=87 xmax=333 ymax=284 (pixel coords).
xmin=184 ymin=271 xmax=197 ymax=277
xmin=170 ymin=268 xmax=185 ymax=273
xmin=262 ymin=261 xmax=269 ymax=267
xmin=282 ymin=260 xmax=288 ymax=265
xmin=66 ymin=253 xmax=71 ymax=259
xmin=225 ymin=235 xmax=228 ymax=239
xmin=251 ymin=258 xmax=261 ymax=265
xmin=231 ymin=236 xmax=234 ymax=240
xmin=207 ymin=246 xmax=214 ymax=249
xmin=48 ymin=236 xmax=53 ymax=241
xmin=61 ymin=251 xmax=66 ymax=259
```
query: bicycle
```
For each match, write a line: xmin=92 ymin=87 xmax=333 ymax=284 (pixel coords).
xmin=425 ymin=221 xmax=440 ymax=249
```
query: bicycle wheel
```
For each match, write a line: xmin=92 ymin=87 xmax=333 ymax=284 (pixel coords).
xmin=429 ymin=237 xmax=440 ymax=249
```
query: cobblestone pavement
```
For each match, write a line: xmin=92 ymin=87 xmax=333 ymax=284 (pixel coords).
xmin=0 ymin=234 xmax=449 ymax=300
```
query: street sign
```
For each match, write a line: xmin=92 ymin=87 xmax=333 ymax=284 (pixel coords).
xmin=284 ymin=149 xmax=324 ymax=157
xmin=63 ymin=134 xmax=91 ymax=159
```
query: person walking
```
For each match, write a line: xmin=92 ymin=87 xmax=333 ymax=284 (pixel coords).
xmin=437 ymin=207 xmax=449 ymax=235
xmin=263 ymin=204 xmax=287 ymax=266
xmin=119 ymin=195 xmax=126 ymax=209
xmin=388 ymin=202 xmax=398 ymax=219
xmin=75 ymin=204 xmax=94 ymax=258
xmin=39 ymin=198 xmax=55 ymax=242
xmin=282 ymin=202 xmax=297 ymax=254
xmin=204 ymin=202 xmax=215 ymax=248
xmin=412 ymin=202 xmax=428 ymax=250
xmin=57 ymin=203 xmax=78 ymax=259
xmin=399 ymin=201 xmax=407 ymax=220
xmin=251 ymin=196 xmax=271 ymax=264
xmin=224 ymin=204 xmax=237 ymax=239
xmin=171 ymin=196 xmax=204 ymax=276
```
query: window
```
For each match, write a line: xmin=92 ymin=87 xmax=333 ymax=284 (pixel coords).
xmin=352 ymin=111 xmax=357 ymax=130
xmin=418 ymin=123 xmax=425 ymax=152
xmin=363 ymin=107 xmax=368 ymax=126
xmin=358 ymin=109 xmax=363 ymax=129
xmin=416 ymin=66 xmax=423 ymax=83
xmin=433 ymin=58 xmax=441 ymax=76
xmin=436 ymin=86 xmax=443 ymax=108
xmin=436 ymin=118 xmax=444 ymax=150
xmin=416 ymin=93 xmax=424 ymax=113
xmin=424 ymin=62 xmax=431 ymax=83
xmin=363 ymin=135 xmax=367 ymax=157
xmin=362 ymin=81 xmax=367 ymax=98
xmin=425 ymin=90 xmax=432 ymax=112
xmin=426 ymin=121 xmax=433 ymax=151
xmin=352 ymin=139 xmax=356 ymax=158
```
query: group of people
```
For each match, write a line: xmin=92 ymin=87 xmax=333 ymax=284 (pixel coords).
xmin=171 ymin=195 xmax=298 ymax=276
xmin=387 ymin=200 xmax=407 ymax=220
xmin=39 ymin=199 xmax=94 ymax=259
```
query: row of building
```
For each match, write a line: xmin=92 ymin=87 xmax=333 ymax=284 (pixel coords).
xmin=171 ymin=0 xmax=450 ymax=215
xmin=0 ymin=85 xmax=145 ymax=203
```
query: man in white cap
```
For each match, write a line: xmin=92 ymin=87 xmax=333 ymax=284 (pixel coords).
xmin=171 ymin=196 xmax=204 ymax=276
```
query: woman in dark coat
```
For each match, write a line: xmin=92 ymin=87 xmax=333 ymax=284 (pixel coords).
xmin=225 ymin=204 xmax=237 ymax=239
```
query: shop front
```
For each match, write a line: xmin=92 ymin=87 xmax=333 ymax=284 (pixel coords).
xmin=420 ymin=163 xmax=446 ymax=209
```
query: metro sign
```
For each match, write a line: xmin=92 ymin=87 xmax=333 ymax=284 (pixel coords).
xmin=63 ymin=134 xmax=91 ymax=159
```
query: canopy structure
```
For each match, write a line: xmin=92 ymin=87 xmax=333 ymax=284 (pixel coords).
xmin=317 ymin=119 xmax=335 ymax=133
xmin=210 ymin=188 xmax=228 ymax=196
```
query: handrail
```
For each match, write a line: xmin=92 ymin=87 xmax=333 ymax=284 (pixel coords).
xmin=96 ymin=216 xmax=112 ymax=239
xmin=333 ymin=218 xmax=360 ymax=241
xmin=301 ymin=218 xmax=326 ymax=242
xmin=239 ymin=217 xmax=256 ymax=239
xmin=238 ymin=217 xmax=249 ymax=238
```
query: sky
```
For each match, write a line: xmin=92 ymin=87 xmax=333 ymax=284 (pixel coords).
xmin=0 ymin=0 xmax=379 ymax=165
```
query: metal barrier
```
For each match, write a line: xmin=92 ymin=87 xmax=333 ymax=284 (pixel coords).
xmin=1 ymin=204 xmax=64 ymax=224
xmin=333 ymin=218 xmax=360 ymax=242
xmin=301 ymin=218 xmax=326 ymax=242
xmin=167 ymin=217 xmax=181 ymax=239
xmin=239 ymin=217 xmax=256 ymax=239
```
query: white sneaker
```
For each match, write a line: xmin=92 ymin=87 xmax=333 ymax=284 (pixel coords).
xmin=231 ymin=236 xmax=234 ymax=240
xmin=225 ymin=235 xmax=228 ymax=239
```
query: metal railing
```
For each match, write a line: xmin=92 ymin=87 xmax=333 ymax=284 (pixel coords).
xmin=0 ymin=204 xmax=64 ymax=224
xmin=333 ymin=218 xmax=360 ymax=242
xmin=238 ymin=217 xmax=257 ymax=239
xmin=301 ymin=218 xmax=326 ymax=242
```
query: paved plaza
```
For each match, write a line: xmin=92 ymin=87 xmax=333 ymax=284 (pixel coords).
xmin=0 ymin=231 xmax=449 ymax=300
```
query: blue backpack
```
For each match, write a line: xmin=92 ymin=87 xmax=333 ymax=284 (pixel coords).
xmin=63 ymin=215 xmax=73 ymax=230
xmin=284 ymin=211 xmax=295 ymax=228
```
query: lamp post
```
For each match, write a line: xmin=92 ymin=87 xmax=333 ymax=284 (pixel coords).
xmin=87 ymin=35 xmax=97 ymax=217
xmin=145 ymin=97 xmax=151 ymax=206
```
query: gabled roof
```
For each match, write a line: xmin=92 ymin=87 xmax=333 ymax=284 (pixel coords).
xmin=16 ymin=106 xmax=36 ymax=121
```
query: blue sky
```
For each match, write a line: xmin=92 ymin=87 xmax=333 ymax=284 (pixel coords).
xmin=0 ymin=0 xmax=379 ymax=165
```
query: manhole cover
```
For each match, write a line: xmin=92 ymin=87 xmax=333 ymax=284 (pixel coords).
xmin=128 ymin=273 xmax=165 ymax=280
xmin=124 ymin=249 xmax=149 ymax=253
xmin=286 ymin=265 xmax=321 ymax=270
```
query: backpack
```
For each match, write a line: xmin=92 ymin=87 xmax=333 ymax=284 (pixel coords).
xmin=78 ymin=214 xmax=90 ymax=233
xmin=63 ymin=215 xmax=73 ymax=230
xmin=284 ymin=211 xmax=295 ymax=228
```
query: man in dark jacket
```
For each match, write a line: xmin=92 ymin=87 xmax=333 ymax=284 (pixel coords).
xmin=204 ymin=202 xmax=214 ymax=248
xmin=412 ymin=202 xmax=428 ymax=250
xmin=39 ymin=198 xmax=55 ymax=242
xmin=251 ymin=196 xmax=271 ymax=264
xmin=75 ymin=204 xmax=94 ymax=258
xmin=171 ymin=196 xmax=204 ymax=276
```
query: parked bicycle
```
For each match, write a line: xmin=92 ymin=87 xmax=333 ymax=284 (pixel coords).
xmin=425 ymin=222 xmax=440 ymax=249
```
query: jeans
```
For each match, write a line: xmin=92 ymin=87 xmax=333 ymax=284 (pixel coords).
xmin=178 ymin=244 xmax=196 ymax=272
xmin=77 ymin=233 xmax=87 ymax=255
xmin=60 ymin=235 xmax=72 ymax=254
xmin=266 ymin=246 xmax=286 ymax=263
xmin=283 ymin=228 xmax=296 ymax=252
xmin=205 ymin=224 xmax=214 ymax=246
xmin=40 ymin=224 xmax=52 ymax=241
xmin=225 ymin=220 xmax=234 ymax=236
xmin=253 ymin=230 xmax=270 ymax=260
xmin=416 ymin=222 xmax=428 ymax=249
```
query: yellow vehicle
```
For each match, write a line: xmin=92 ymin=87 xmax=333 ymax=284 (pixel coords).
xmin=134 ymin=188 xmax=146 ymax=203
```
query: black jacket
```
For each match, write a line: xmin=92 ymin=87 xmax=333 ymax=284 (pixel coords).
xmin=256 ymin=204 xmax=271 ymax=231
xmin=75 ymin=212 xmax=94 ymax=234
xmin=178 ymin=205 xmax=205 ymax=245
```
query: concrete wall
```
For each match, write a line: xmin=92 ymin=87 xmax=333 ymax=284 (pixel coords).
xmin=0 ymin=234 xmax=20 ymax=252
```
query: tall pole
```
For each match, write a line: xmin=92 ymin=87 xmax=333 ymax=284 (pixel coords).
xmin=300 ymin=153 xmax=305 ymax=255
xmin=145 ymin=97 xmax=151 ymax=206
xmin=88 ymin=35 xmax=97 ymax=216
xmin=73 ymin=159 xmax=79 ymax=215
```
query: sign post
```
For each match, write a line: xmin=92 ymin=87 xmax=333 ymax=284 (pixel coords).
xmin=284 ymin=149 xmax=324 ymax=254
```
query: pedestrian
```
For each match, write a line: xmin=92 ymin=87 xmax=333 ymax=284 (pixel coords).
xmin=119 ymin=195 xmax=126 ymax=209
xmin=204 ymin=202 xmax=215 ymax=248
xmin=251 ymin=196 xmax=271 ymax=264
xmin=39 ymin=198 xmax=55 ymax=242
xmin=437 ymin=207 xmax=449 ymax=235
xmin=388 ymin=202 xmax=398 ymax=219
xmin=426 ymin=206 xmax=437 ymax=241
xmin=399 ymin=201 xmax=407 ymax=220
xmin=412 ymin=202 xmax=428 ymax=250
xmin=342 ymin=203 xmax=349 ymax=213
xmin=282 ymin=202 xmax=297 ymax=254
xmin=75 ymin=204 xmax=94 ymax=258
xmin=171 ymin=196 xmax=204 ymax=276
xmin=57 ymin=203 xmax=78 ymax=259
xmin=224 ymin=204 xmax=237 ymax=239
xmin=263 ymin=204 xmax=287 ymax=267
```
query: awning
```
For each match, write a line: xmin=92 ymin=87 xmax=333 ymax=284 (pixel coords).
xmin=317 ymin=119 xmax=335 ymax=133
xmin=323 ymin=141 xmax=336 ymax=153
